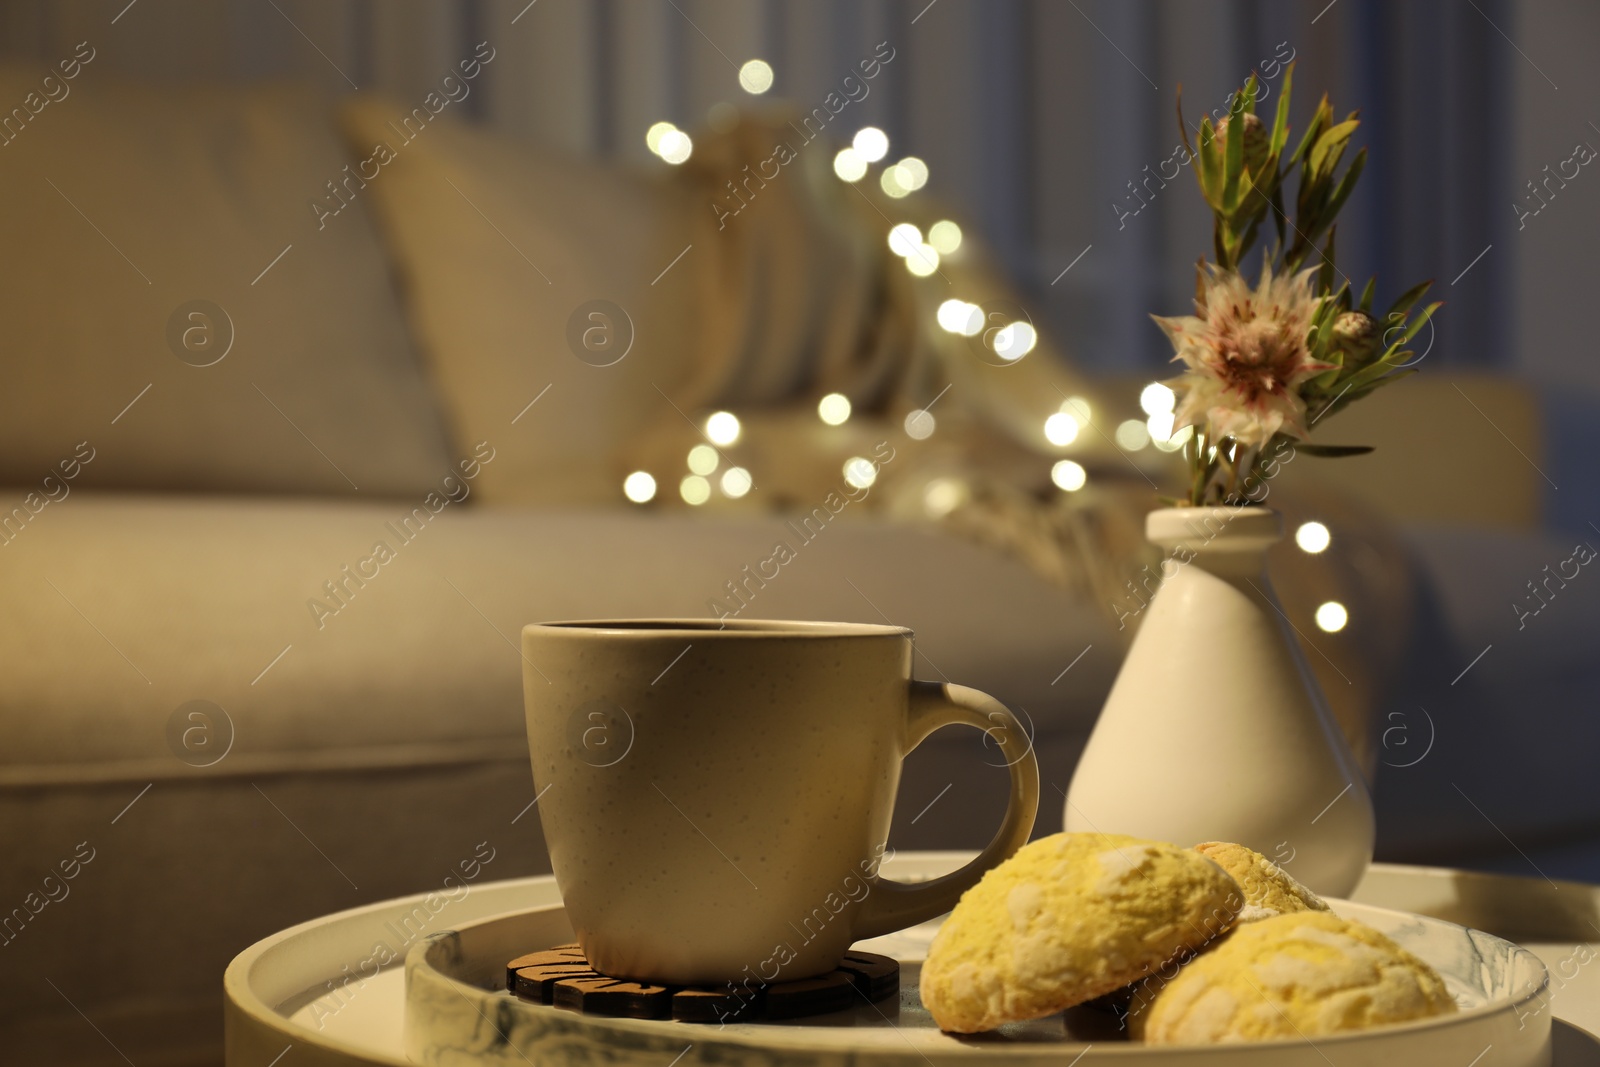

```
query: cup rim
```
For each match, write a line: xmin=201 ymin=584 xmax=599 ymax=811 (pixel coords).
xmin=524 ymin=618 xmax=912 ymax=639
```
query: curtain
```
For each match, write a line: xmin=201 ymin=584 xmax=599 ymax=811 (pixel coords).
xmin=0 ymin=0 xmax=1513 ymax=372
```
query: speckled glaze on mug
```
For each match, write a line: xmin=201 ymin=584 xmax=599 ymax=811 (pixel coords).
xmin=522 ymin=619 xmax=1039 ymax=986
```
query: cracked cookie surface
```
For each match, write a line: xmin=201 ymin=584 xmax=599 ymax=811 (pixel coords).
xmin=919 ymin=832 xmax=1242 ymax=1033
xmin=1192 ymin=841 xmax=1329 ymax=921
xmin=1129 ymin=910 xmax=1457 ymax=1044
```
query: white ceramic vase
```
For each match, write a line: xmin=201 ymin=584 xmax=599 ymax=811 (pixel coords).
xmin=1065 ymin=506 xmax=1375 ymax=897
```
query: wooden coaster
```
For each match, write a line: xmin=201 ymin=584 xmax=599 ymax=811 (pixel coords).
xmin=669 ymin=986 xmax=761 ymax=1024
xmin=508 ymin=944 xmax=898 ymax=1024
xmin=763 ymin=971 xmax=856 ymax=1020
xmin=553 ymin=975 xmax=675 ymax=1019
xmin=838 ymin=950 xmax=899 ymax=1002
xmin=506 ymin=944 xmax=591 ymax=1002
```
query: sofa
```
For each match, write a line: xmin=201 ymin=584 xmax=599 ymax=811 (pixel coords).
xmin=3 ymin=69 xmax=1598 ymax=1067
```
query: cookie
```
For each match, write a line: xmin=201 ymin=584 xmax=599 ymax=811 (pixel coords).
xmin=919 ymin=832 xmax=1242 ymax=1033
xmin=1192 ymin=842 xmax=1329 ymax=921
xmin=1130 ymin=911 xmax=1456 ymax=1044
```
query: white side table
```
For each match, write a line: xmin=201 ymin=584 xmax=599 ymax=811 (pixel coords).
xmin=225 ymin=854 xmax=1600 ymax=1066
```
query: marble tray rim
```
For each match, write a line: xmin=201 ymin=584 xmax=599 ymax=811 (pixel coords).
xmin=405 ymin=897 xmax=1553 ymax=1059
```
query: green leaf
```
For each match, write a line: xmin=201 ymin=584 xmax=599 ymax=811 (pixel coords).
xmin=1321 ymin=146 xmax=1367 ymax=221
xmin=1294 ymin=443 xmax=1375 ymax=458
xmin=1313 ymin=299 xmax=1339 ymax=354
xmin=1317 ymin=225 xmax=1338 ymax=292
xmin=1335 ymin=353 xmax=1411 ymax=394
xmin=1310 ymin=119 xmax=1360 ymax=176
xmin=1295 ymin=150 xmax=1334 ymax=226
xmin=1306 ymin=297 xmax=1339 ymax=341
xmin=1268 ymin=62 xmax=1294 ymax=159
xmin=1289 ymin=93 xmax=1331 ymax=165
xmin=1359 ymin=277 xmax=1376 ymax=312
xmin=1334 ymin=367 xmax=1419 ymax=408
xmin=1225 ymin=164 xmax=1256 ymax=215
xmin=1386 ymin=279 xmax=1434 ymax=320
xmin=1315 ymin=290 xmax=1343 ymax=324
xmin=1402 ymin=300 xmax=1443 ymax=344
xmin=1221 ymin=89 xmax=1247 ymax=212
xmin=1255 ymin=153 xmax=1288 ymax=203
xmin=1320 ymin=141 xmax=1349 ymax=181
xmin=1313 ymin=344 xmax=1345 ymax=390
xmin=1240 ymin=72 xmax=1260 ymax=115
xmin=1198 ymin=117 xmax=1223 ymax=204
xmin=1238 ymin=215 xmax=1265 ymax=261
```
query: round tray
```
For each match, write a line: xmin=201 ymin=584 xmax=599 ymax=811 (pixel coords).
xmin=406 ymin=897 xmax=1551 ymax=1066
xmin=224 ymin=859 xmax=1600 ymax=1066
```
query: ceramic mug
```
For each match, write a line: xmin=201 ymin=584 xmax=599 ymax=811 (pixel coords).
xmin=522 ymin=618 xmax=1039 ymax=985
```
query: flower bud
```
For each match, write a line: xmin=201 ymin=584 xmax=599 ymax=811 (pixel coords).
xmin=1331 ymin=310 xmax=1381 ymax=365
xmin=1214 ymin=112 xmax=1269 ymax=174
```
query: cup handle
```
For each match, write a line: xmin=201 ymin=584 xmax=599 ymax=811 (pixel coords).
xmin=852 ymin=680 xmax=1040 ymax=940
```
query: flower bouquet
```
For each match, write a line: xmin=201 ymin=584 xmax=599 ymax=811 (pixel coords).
xmin=1158 ymin=66 xmax=1441 ymax=506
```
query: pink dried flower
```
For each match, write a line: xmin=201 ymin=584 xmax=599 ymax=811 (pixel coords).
xmin=1154 ymin=265 xmax=1332 ymax=446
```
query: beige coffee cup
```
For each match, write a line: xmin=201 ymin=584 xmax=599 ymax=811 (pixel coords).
xmin=521 ymin=618 xmax=1039 ymax=985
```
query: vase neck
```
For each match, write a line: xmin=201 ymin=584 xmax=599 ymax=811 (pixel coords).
xmin=1146 ymin=506 xmax=1281 ymax=579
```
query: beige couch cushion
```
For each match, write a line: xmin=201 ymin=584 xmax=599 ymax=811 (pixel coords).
xmin=0 ymin=492 xmax=1115 ymax=777
xmin=341 ymin=95 xmax=701 ymax=505
xmin=0 ymin=66 xmax=452 ymax=497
